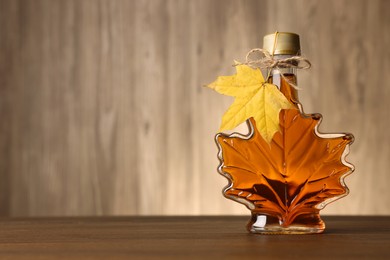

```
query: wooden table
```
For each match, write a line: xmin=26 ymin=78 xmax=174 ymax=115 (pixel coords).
xmin=0 ymin=216 xmax=389 ymax=259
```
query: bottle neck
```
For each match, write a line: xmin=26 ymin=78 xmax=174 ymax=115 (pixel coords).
xmin=266 ymin=55 xmax=299 ymax=104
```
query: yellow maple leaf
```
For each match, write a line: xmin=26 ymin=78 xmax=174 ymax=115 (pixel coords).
xmin=207 ymin=64 xmax=293 ymax=143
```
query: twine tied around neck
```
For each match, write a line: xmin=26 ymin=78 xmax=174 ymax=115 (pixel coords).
xmin=234 ymin=48 xmax=311 ymax=90
xmin=234 ymin=48 xmax=311 ymax=70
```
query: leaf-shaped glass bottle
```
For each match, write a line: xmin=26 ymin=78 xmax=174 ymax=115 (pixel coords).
xmin=215 ymin=32 xmax=354 ymax=234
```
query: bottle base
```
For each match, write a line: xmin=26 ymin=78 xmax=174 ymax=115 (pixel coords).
xmin=247 ymin=213 xmax=325 ymax=234
xmin=248 ymin=225 xmax=324 ymax=234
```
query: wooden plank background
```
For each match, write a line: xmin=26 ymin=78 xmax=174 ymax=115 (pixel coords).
xmin=0 ymin=0 xmax=389 ymax=216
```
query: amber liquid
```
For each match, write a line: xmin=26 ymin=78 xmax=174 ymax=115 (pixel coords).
xmin=217 ymin=73 xmax=353 ymax=232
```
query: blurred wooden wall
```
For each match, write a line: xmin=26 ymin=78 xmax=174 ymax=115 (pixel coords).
xmin=0 ymin=0 xmax=389 ymax=216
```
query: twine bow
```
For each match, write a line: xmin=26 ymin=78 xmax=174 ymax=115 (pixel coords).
xmin=234 ymin=48 xmax=311 ymax=90
xmin=235 ymin=48 xmax=311 ymax=70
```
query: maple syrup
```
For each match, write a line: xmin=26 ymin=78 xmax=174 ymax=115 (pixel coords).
xmin=214 ymin=32 xmax=354 ymax=234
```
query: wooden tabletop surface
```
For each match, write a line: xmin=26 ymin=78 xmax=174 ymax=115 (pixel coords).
xmin=0 ymin=216 xmax=389 ymax=259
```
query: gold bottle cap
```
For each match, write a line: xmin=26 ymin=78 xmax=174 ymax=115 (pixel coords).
xmin=263 ymin=32 xmax=301 ymax=55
